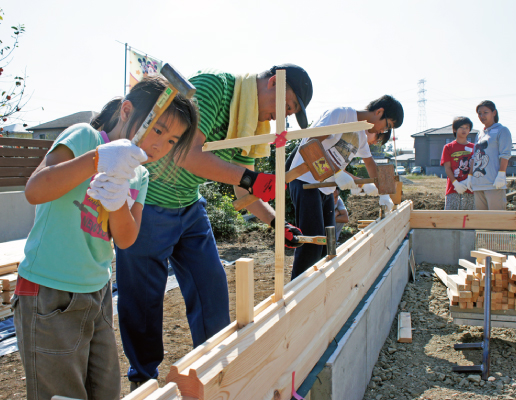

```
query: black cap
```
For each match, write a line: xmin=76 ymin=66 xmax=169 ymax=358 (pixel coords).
xmin=270 ymin=63 xmax=313 ymax=129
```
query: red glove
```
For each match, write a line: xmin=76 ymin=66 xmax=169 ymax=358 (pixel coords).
xmin=270 ymin=219 xmax=303 ymax=248
xmin=239 ymin=169 xmax=285 ymax=203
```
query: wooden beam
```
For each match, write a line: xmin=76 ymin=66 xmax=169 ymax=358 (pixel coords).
xmin=121 ymin=380 xmax=159 ymax=400
xmin=471 ymin=249 xmax=507 ymax=263
xmin=459 ymin=259 xmax=482 ymax=273
xmin=434 ymin=267 xmax=448 ymax=286
xmin=201 ymin=121 xmax=373 ymax=152
xmin=165 ymin=201 xmax=412 ymax=400
xmin=274 ymin=69 xmax=286 ymax=303
xmin=236 ymin=258 xmax=254 ymax=328
xmin=397 ymin=312 xmax=412 ymax=343
xmin=144 ymin=382 xmax=182 ymax=400
xmin=409 ymin=210 xmax=516 ymax=230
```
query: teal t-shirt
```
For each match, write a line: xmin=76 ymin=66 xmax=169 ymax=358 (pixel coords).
xmin=18 ymin=123 xmax=149 ymax=293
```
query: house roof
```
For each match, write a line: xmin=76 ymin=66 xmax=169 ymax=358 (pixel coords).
xmin=392 ymin=154 xmax=415 ymax=161
xmin=1 ymin=123 xmax=31 ymax=133
xmin=28 ymin=111 xmax=98 ymax=131
xmin=411 ymin=124 xmax=479 ymax=138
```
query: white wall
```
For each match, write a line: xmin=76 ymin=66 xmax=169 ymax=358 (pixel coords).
xmin=0 ymin=191 xmax=36 ymax=243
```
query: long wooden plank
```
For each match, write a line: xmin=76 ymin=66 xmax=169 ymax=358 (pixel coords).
xmin=0 ymin=137 xmax=53 ymax=147
xmin=202 ymin=121 xmax=373 ymax=152
xmin=459 ymin=259 xmax=482 ymax=273
xmin=0 ymin=167 xmax=36 ymax=177
xmin=410 ymin=210 xmax=516 ymax=230
xmin=0 ymin=148 xmax=48 ymax=157
xmin=434 ymin=267 xmax=448 ymax=286
xmin=0 ymin=158 xmax=42 ymax=167
xmin=274 ymin=69 xmax=286 ymax=303
xmin=165 ymin=201 xmax=412 ymax=400
xmin=0 ymin=177 xmax=29 ymax=187
xmin=122 ymin=379 xmax=160 ymax=400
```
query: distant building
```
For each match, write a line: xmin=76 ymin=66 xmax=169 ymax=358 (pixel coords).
xmin=412 ymin=125 xmax=516 ymax=176
xmin=0 ymin=123 xmax=32 ymax=139
xmin=27 ymin=111 xmax=98 ymax=140
xmin=392 ymin=153 xmax=415 ymax=170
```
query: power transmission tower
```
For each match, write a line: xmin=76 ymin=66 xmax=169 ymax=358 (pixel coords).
xmin=417 ymin=79 xmax=428 ymax=133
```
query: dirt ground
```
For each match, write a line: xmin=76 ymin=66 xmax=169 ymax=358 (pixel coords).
xmin=1 ymin=176 xmax=515 ymax=399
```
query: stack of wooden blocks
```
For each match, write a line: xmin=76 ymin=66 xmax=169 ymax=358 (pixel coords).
xmin=439 ymin=249 xmax=516 ymax=311
xmin=0 ymin=262 xmax=18 ymax=319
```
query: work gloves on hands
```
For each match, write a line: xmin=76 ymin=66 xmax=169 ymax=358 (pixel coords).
xmin=334 ymin=170 xmax=357 ymax=191
xmin=239 ymin=169 xmax=285 ymax=202
xmin=362 ymin=183 xmax=379 ymax=196
xmin=87 ymin=173 xmax=130 ymax=212
xmin=493 ymin=171 xmax=506 ymax=189
xmin=95 ymin=139 xmax=148 ymax=180
xmin=270 ymin=218 xmax=303 ymax=248
xmin=465 ymin=175 xmax=473 ymax=191
xmin=379 ymin=194 xmax=394 ymax=212
xmin=452 ymin=179 xmax=468 ymax=194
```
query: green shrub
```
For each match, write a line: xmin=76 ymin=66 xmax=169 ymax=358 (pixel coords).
xmin=199 ymin=183 xmax=246 ymax=239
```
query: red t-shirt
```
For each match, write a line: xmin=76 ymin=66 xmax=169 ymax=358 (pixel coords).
xmin=440 ymin=140 xmax=474 ymax=195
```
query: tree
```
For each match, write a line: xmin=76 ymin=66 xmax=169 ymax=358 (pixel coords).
xmin=0 ymin=8 xmax=27 ymax=132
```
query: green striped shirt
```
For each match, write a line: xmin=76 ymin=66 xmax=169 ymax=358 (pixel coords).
xmin=145 ymin=69 xmax=254 ymax=209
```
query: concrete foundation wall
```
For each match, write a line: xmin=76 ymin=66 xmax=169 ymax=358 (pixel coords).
xmin=413 ymin=229 xmax=475 ymax=265
xmin=0 ymin=191 xmax=35 ymax=243
xmin=310 ymin=238 xmax=410 ymax=400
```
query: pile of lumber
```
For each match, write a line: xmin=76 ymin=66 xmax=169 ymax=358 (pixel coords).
xmin=434 ymin=249 xmax=516 ymax=311
xmin=0 ymin=261 xmax=18 ymax=319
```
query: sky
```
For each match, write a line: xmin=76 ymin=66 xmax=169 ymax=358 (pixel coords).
xmin=2 ymin=0 xmax=516 ymax=149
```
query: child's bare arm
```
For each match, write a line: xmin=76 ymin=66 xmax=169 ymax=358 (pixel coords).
xmin=443 ymin=162 xmax=455 ymax=182
xmin=25 ymin=145 xmax=96 ymax=204
xmin=109 ymin=202 xmax=143 ymax=249
xmin=335 ymin=209 xmax=349 ymax=224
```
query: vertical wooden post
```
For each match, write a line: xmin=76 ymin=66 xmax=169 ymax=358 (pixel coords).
xmin=273 ymin=69 xmax=286 ymax=303
xmin=236 ymin=258 xmax=254 ymax=328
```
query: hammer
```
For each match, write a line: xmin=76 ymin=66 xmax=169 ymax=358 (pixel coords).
xmin=233 ymin=139 xmax=337 ymax=211
xmin=131 ymin=63 xmax=196 ymax=146
xmin=302 ymin=164 xmax=399 ymax=194
xmin=295 ymin=226 xmax=337 ymax=260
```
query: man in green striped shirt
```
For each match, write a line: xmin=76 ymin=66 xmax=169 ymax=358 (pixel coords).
xmin=116 ymin=64 xmax=313 ymax=389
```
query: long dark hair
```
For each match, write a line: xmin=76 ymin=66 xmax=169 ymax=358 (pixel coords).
xmin=476 ymin=100 xmax=499 ymax=123
xmin=91 ymin=75 xmax=198 ymax=180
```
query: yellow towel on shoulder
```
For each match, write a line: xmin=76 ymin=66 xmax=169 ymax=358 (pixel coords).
xmin=226 ymin=73 xmax=271 ymax=158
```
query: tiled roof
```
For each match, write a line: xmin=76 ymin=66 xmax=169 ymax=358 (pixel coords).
xmin=411 ymin=124 xmax=479 ymax=137
xmin=28 ymin=111 xmax=98 ymax=130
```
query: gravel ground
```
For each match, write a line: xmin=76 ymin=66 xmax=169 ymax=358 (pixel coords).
xmin=363 ymin=262 xmax=516 ymax=400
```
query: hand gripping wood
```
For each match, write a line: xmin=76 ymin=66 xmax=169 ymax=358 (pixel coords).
xmin=303 ymin=164 xmax=398 ymax=194
xmin=232 ymin=139 xmax=336 ymax=211
xmin=131 ymin=63 xmax=196 ymax=147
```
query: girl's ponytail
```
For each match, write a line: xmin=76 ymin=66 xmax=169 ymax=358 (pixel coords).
xmin=90 ymin=98 xmax=123 ymax=132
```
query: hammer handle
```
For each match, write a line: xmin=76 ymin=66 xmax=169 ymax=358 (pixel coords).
xmin=233 ymin=163 xmax=310 ymax=211
xmin=296 ymin=235 xmax=327 ymax=245
xmin=303 ymin=178 xmax=376 ymax=190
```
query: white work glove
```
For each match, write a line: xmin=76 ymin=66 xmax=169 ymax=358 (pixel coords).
xmin=96 ymin=139 xmax=148 ymax=180
xmin=493 ymin=171 xmax=506 ymax=189
xmin=350 ymin=186 xmax=364 ymax=196
xmin=362 ymin=183 xmax=379 ymax=196
xmin=452 ymin=179 xmax=468 ymax=194
xmin=465 ymin=175 xmax=473 ymax=191
xmin=379 ymin=194 xmax=394 ymax=212
xmin=334 ymin=170 xmax=357 ymax=191
xmin=87 ymin=173 xmax=130 ymax=212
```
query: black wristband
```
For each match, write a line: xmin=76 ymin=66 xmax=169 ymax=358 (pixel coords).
xmin=270 ymin=218 xmax=275 ymax=229
xmin=238 ymin=168 xmax=259 ymax=191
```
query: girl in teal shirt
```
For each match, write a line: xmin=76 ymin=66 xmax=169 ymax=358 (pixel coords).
xmin=12 ymin=76 xmax=198 ymax=400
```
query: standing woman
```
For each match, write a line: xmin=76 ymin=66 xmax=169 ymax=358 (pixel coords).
xmin=466 ymin=100 xmax=512 ymax=210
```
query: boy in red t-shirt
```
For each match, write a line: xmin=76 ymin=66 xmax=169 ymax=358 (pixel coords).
xmin=440 ymin=116 xmax=475 ymax=210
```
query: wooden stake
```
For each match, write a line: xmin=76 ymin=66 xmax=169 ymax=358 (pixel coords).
xmin=274 ymin=69 xmax=286 ymax=303
xmin=397 ymin=312 xmax=412 ymax=343
xmin=236 ymin=258 xmax=254 ymax=328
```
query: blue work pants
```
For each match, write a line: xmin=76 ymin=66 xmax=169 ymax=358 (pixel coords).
xmin=116 ymin=198 xmax=230 ymax=383
xmin=288 ymin=179 xmax=335 ymax=279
